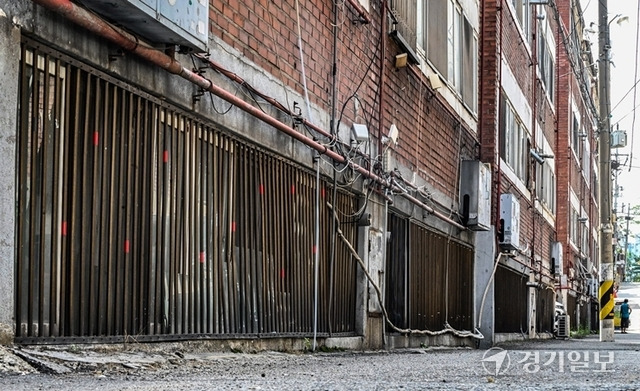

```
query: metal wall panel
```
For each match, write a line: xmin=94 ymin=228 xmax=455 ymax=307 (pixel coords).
xmin=16 ymin=41 xmax=358 ymax=342
xmin=385 ymin=214 xmax=473 ymax=332
xmin=536 ymin=287 xmax=554 ymax=334
xmin=494 ymin=266 xmax=528 ymax=333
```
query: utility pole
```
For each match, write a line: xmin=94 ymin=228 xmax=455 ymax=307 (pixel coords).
xmin=624 ymin=205 xmax=631 ymax=282
xmin=598 ymin=0 xmax=615 ymax=342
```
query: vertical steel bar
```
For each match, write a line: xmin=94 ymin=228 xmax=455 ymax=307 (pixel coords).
xmin=219 ymin=136 xmax=229 ymax=333
xmin=98 ymin=80 xmax=112 ymax=336
xmin=136 ymin=99 xmax=157 ymax=335
xmin=131 ymin=95 xmax=143 ymax=335
xmin=185 ymin=118 xmax=194 ymax=334
xmin=114 ymin=87 xmax=126 ymax=335
xmin=88 ymin=73 xmax=102 ymax=336
xmin=147 ymin=102 xmax=159 ymax=334
xmin=50 ymin=57 xmax=65 ymax=337
xmin=40 ymin=54 xmax=54 ymax=338
xmin=29 ymin=53 xmax=44 ymax=337
xmin=259 ymin=155 xmax=272 ymax=333
xmin=123 ymin=91 xmax=135 ymax=336
xmin=106 ymin=82 xmax=120 ymax=335
xmin=170 ymin=111 xmax=180 ymax=334
xmin=213 ymin=132 xmax=222 ymax=333
xmin=17 ymin=46 xmax=33 ymax=337
xmin=160 ymin=107 xmax=171 ymax=334
xmin=206 ymin=130 xmax=214 ymax=334
xmin=194 ymin=123 xmax=202 ymax=333
xmin=67 ymin=67 xmax=84 ymax=336
xmin=59 ymin=62 xmax=72 ymax=336
xmin=249 ymin=149 xmax=260 ymax=333
xmin=78 ymin=72 xmax=94 ymax=336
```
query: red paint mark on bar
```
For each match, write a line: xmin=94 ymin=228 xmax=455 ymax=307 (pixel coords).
xmin=231 ymin=221 xmax=236 ymax=232
xmin=200 ymin=252 xmax=205 ymax=263
xmin=124 ymin=240 xmax=130 ymax=254
xmin=280 ymin=268 xmax=285 ymax=279
xmin=291 ymin=185 xmax=295 ymax=194
xmin=163 ymin=150 xmax=169 ymax=163
xmin=259 ymin=184 xmax=264 ymax=195
xmin=61 ymin=221 xmax=67 ymax=236
xmin=93 ymin=131 xmax=99 ymax=146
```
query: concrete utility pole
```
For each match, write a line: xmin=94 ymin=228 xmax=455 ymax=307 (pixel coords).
xmin=598 ymin=0 xmax=615 ymax=342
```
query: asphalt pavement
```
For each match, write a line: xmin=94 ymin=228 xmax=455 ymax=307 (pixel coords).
xmin=0 ymin=282 xmax=638 ymax=390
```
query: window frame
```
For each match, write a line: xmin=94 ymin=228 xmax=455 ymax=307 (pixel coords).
xmin=500 ymin=94 xmax=530 ymax=184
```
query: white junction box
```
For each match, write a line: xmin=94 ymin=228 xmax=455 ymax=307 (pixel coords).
xmin=459 ymin=160 xmax=491 ymax=231
xmin=499 ymin=193 xmax=520 ymax=250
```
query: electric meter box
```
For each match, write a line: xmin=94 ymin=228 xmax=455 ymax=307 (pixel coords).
xmin=551 ymin=241 xmax=563 ymax=275
xmin=611 ymin=130 xmax=627 ymax=148
xmin=81 ymin=0 xmax=209 ymax=52
xmin=499 ymin=193 xmax=520 ymax=249
xmin=459 ymin=160 xmax=491 ymax=231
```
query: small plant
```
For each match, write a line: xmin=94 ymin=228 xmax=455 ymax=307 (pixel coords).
xmin=570 ymin=325 xmax=591 ymax=338
xmin=303 ymin=338 xmax=311 ymax=352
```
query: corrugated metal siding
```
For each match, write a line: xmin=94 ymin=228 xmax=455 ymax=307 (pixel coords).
xmin=16 ymin=40 xmax=358 ymax=342
xmin=494 ymin=266 xmax=528 ymax=333
xmin=566 ymin=295 xmax=577 ymax=331
xmin=386 ymin=213 xmax=473 ymax=332
xmin=536 ymin=287 xmax=554 ymax=334
xmin=385 ymin=214 xmax=408 ymax=329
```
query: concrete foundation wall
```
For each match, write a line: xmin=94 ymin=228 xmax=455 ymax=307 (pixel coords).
xmin=0 ymin=3 xmax=21 ymax=344
xmin=475 ymin=229 xmax=496 ymax=349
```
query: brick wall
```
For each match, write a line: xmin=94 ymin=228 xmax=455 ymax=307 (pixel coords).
xmin=209 ymin=1 xmax=478 ymax=203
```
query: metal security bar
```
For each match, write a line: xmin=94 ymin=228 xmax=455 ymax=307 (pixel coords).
xmin=385 ymin=213 xmax=473 ymax=332
xmin=16 ymin=40 xmax=358 ymax=342
xmin=536 ymin=286 xmax=555 ymax=333
xmin=494 ymin=266 xmax=528 ymax=333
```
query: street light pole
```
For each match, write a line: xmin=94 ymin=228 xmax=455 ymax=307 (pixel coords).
xmin=598 ymin=0 xmax=615 ymax=342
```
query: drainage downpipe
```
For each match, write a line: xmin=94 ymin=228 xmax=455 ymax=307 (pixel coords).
xmin=32 ymin=0 xmax=466 ymax=232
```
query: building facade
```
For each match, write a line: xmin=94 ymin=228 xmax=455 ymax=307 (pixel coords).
xmin=0 ymin=0 xmax=599 ymax=348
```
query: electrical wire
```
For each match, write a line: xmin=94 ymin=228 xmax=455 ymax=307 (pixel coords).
xmin=295 ymin=0 xmax=314 ymax=124
xmin=627 ymin=0 xmax=640 ymax=170
xmin=327 ymin=202 xmax=483 ymax=339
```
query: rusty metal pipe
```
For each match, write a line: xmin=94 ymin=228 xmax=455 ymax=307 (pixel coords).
xmin=345 ymin=0 xmax=371 ymax=24
xmin=32 ymin=0 xmax=465 ymax=231
xmin=194 ymin=54 xmax=337 ymax=145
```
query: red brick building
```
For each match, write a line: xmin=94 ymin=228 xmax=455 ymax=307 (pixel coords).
xmin=0 ymin=0 xmax=600 ymax=347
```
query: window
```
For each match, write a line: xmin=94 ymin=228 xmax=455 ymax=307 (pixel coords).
xmin=422 ymin=0 xmax=478 ymax=111
xmin=571 ymin=109 xmax=580 ymax=157
xmin=570 ymin=208 xmax=578 ymax=245
xmin=500 ymin=94 xmax=530 ymax=183
xmin=580 ymin=219 xmax=589 ymax=253
xmin=538 ymin=16 xmax=555 ymax=103
xmin=391 ymin=0 xmax=477 ymax=111
xmin=536 ymin=162 xmax=556 ymax=214
xmin=582 ymin=138 xmax=591 ymax=180
xmin=511 ymin=0 xmax=531 ymax=40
